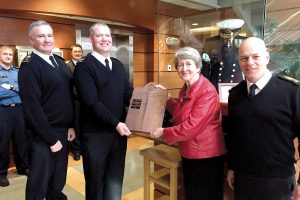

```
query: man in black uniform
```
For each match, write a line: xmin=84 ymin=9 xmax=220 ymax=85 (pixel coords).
xmin=66 ymin=44 xmax=83 ymax=161
xmin=226 ymin=37 xmax=300 ymax=200
xmin=0 ymin=45 xmax=29 ymax=187
xmin=73 ymin=23 xmax=133 ymax=200
xmin=18 ymin=20 xmax=76 ymax=200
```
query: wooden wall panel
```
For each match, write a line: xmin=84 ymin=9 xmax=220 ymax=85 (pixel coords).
xmin=155 ymin=53 xmax=175 ymax=72
xmin=158 ymin=15 xmax=182 ymax=36
xmin=133 ymin=72 xmax=155 ymax=87
xmin=155 ymin=33 xmax=180 ymax=54
xmin=0 ymin=17 xmax=75 ymax=52
xmin=158 ymin=71 xmax=183 ymax=89
xmin=133 ymin=33 xmax=154 ymax=53
xmin=0 ymin=0 xmax=157 ymax=30
xmin=133 ymin=32 xmax=156 ymax=85
xmin=133 ymin=52 xmax=154 ymax=72
xmin=156 ymin=14 xmax=182 ymax=90
xmin=0 ymin=17 xmax=28 ymax=46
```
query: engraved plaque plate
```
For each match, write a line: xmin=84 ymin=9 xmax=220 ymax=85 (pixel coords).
xmin=125 ymin=82 xmax=168 ymax=133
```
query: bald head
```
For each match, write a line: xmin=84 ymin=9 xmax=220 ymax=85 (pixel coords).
xmin=239 ymin=37 xmax=268 ymax=55
xmin=238 ymin=37 xmax=270 ymax=83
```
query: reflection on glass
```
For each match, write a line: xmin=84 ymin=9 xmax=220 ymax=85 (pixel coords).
xmin=158 ymin=0 xmax=265 ymax=92
xmin=265 ymin=0 xmax=300 ymax=80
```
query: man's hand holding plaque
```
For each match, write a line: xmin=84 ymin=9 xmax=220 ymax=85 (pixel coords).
xmin=116 ymin=122 xmax=132 ymax=136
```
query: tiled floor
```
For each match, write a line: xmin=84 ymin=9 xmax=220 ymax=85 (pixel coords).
xmin=0 ymin=136 xmax=154 ymax=200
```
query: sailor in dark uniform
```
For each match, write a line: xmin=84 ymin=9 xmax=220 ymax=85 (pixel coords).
xmin=204 ymin=19 xmax=247 ymax=91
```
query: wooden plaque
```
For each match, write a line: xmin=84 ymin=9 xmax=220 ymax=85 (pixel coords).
xmin=125 ymin=82 xmax=168 ymax=133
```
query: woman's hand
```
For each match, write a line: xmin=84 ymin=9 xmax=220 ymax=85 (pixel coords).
xmin=150 ymin=127 xmax=164 ymax=138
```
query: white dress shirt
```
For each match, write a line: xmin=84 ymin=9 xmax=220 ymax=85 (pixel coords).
xmin=91 ymin=51 xmax=112 ymax=70
xmin=33 ymin=49 xmax=57 ymax=68
xmin=246 ymin=69 xmax=272 ymax=95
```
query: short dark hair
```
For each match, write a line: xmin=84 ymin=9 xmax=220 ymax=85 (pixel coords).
xmin=70 ymin=44 xmax=83 ymax=51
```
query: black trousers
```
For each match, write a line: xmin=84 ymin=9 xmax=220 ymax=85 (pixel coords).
xmin=26 ymin=129 xmax=68 ymax=200
xmin=234 ymin=173 xmax=295 ymax=200
xmin=69 ymin=99 xmax=81 ymax=155
xmin=0 ymin=106 xmax=28 ymax=176
xmin=182 ymin=155 xmax=225 ymax=200
xmin=82 ymin=131 xmax=127 ymax=200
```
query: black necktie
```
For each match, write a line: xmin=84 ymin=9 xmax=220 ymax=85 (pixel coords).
xmin=49 ymin=56 xmax=59 ymax=68
xmin=249 ymin=84 xmax=257 ymax=96
xmin=105 ymin=58 xmax=110 ymax=70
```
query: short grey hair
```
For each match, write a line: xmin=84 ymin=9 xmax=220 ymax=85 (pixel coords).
xmin=89 ymin=23 xmax=111 ymax=36
xmin=28 ymin=20 xmax=51 ymax=37
xmin=174 ymin=47 xmax=202 ymax=70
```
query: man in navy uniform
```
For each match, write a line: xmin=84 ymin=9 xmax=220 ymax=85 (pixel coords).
xmin=73 ymin=23 xmax=133 ymax=200
xmin=0 ymin=45 xmax=29 ymax=187
xmin=226 ymin=37 xmax=300 ymax=200
xmin=18 ymin=20 xmax=76 ymax=200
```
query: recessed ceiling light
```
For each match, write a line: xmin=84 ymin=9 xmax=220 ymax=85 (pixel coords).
xmin=192 ymin=23 xmax=199 ymax=26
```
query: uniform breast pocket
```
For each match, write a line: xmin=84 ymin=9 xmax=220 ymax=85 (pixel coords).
xmin=0 ymin=73 xmax=9 ymax=84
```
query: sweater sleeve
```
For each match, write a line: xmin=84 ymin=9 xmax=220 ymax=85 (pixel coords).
xmin=73 ymin=62 xmax=120 ymax=128
xmin=18 ymin=62 xmax=58 ymax=146
xmin=163 ymin=88 xmax=220 ymax=145
xmin=294 ymin=85 xmax=300 ymax=148
xmin=226 ymin=89 xmax=237 ymax=171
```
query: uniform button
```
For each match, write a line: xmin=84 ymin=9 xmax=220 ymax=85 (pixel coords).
xmin=231 ymin=75 xmax=234 ymax=77
xmin=219 ymin=79 xmax=221 ymax=82
xmin=232 ymin=69 xmax=235 ymax=72
xmin=233 ymin=63 xmax=236 ymax=67
xmin=220 ymin=62 xmax=223 ymax=65
xmin=219 ymin=73 xmax=222 ymax=76
xmin=219 ymin=67 xmax=222 ymax=71
xmin=230 ymin=80 xmax=233 ymax=83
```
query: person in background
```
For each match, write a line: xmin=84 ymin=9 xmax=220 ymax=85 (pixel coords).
xmin=18 ymin=20 xmax=76 ymax=200
xmin=226 ymin=37 xmax=300 ymax=200
xmin=66 ymin=44 xmax=83 ymax=161
xmin=150 ymin=47 xmax=226 ymax=200
xmin=66 ymin=44 xmax=83 ymax=73
xmin=0 ymin=45 xmax=29 ymax=187
xmin=73 ymin=23 xmax=133 ymax=200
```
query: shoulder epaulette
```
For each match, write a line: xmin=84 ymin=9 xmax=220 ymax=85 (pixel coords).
xmin=277 ymin=74 xmax=300 ymax=85
xmin=22 ymin=54 xmax=32 ymax=63
xmin=228 ymin=81 xmax=244 ymax=93
xmin=53 ymin=54 xmax=65 ymax=61
xmin=110 ymin=57 xmax=119 ymax=62
xmin=12 ymin=66 xmax=20 ymax=69
xmin=110 ymin=57 xmax=122 ymax=64
xmin=77 ymin=56 xmax=86 ymax=64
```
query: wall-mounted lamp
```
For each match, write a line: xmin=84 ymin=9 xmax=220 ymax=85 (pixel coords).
xmin=165 ymin=37 xmax=180 ymax=46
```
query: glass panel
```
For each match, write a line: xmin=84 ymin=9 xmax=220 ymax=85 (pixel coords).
xmin=158 ymin=0 xmax=265 ymax=92
xmin=265 ymin=0 xmax=300 ymax=80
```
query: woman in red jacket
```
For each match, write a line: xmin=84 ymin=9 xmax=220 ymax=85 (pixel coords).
xmin=150 ymin=47 xmax=226 ymax=200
